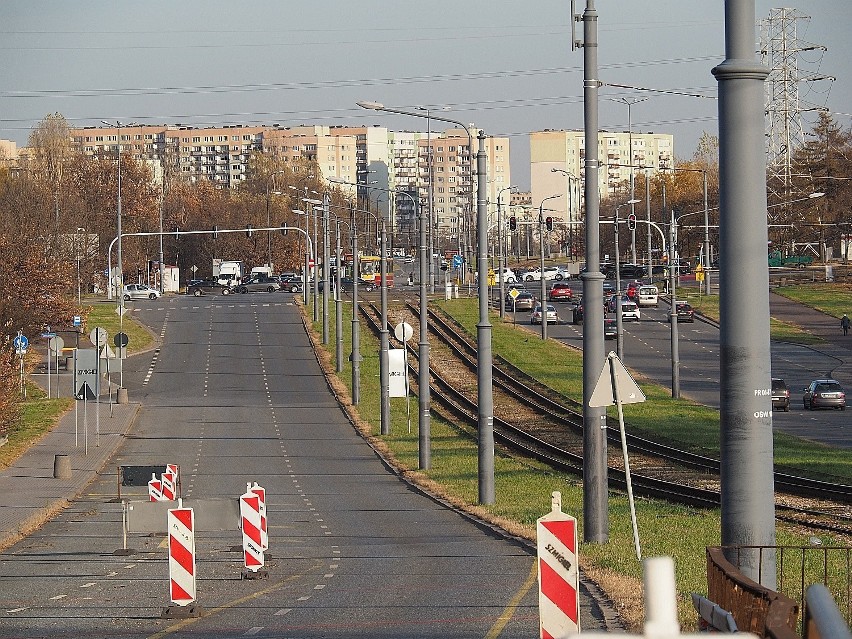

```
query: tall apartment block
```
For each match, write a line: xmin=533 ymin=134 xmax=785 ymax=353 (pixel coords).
xmin=530 ymin=129 xmax=674 ymax=224
xmin=69 ymin=123 xmax=510 ymax=252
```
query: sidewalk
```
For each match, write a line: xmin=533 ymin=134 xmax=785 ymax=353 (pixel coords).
xmin=0 ymin=381 xmax=139 ymax=552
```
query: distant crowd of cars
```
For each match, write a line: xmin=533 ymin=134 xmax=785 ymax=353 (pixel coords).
xmin=184 ymin=272 xmax=305 ymax=297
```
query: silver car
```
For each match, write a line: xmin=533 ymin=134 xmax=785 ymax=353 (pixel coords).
xmin=122 ymin=284 xmax=161 ymax=301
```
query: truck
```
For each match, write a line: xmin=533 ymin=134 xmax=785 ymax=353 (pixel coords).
xmin=213 ymin=259 xmax=244 ymax=286
xmin=249 ymin=265 xmax=274 ymax=278
xmin=768 ymin=251 xmax=813 ymax=268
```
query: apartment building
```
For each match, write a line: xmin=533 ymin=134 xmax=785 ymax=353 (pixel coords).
xmin=530 ymin=129 xmax=674 ymax=223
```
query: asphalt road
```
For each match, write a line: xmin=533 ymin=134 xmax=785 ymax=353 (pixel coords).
xmin=0 ymin=292 xmax=612 ymax=638
xmin=539 ymin=292 xmax=852 ymax=449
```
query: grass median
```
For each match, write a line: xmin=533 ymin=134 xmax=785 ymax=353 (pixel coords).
xmin=307 ymin=295 xmax=846 ymax=632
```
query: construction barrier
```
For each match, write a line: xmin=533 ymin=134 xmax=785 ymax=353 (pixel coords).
xmin=148 ymin=474 xmax=163 ymax=501
xmin=167 ymin=504 xmax=196 ymax=607
xmin=536 ymin=491 xmax=579 ymax=637
xmin=239 ymin=488 xmax=266 ymax=578
xmin=161 ymin=469 xmax=176 ymax=501
xmin=249 ymin=482 xmax=268 ymax=551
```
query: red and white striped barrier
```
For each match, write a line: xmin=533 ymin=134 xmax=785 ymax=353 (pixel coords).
xmin=167 ymin=503 xmax=196 ymax=607
xmin=161 ymin=470 xmax=176 ymax=501
xmin=537 ymin=491 xmax=580 ymax=637
xmin=148 ymin=474 xmax=163 ymax=501
xmin=239 ymin=489 xmax=265 ymax=575
xmin=249 ymin=482 xmax=268 ymax=551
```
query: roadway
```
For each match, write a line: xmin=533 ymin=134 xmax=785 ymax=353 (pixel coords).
xmin=537 ymin=288 xmax=852 ymax=449
xmin=0 ymin=292 xmax=611 ymax=638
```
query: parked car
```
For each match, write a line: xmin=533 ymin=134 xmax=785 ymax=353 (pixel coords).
xmin=235 ymin=276 xmax=281 ymax=293
xmin=122 ymin=284 xmax=161 ymax=301
xmin=668 ymin=302 xmax=694 ymax=323
xmin=509 ymin=291 xmax=535 ymax=311
xmin=186 ymin=280 xmax=232 ymax=296
xmin=279 ymin=276 xmax=304 ymax=293
xmin=771 ymin=378 xmax=790 ymax=412
xmin=530 ymin=304 xmax=558 ymax=325
xmin=803 ymin=379 xmax=846 ymax=411
xmin=548 ymin=281 xmax=573 ymax=302
xmin=604 ymin=317 xmax=618 ymax=339
xmin=340 ymin=276 xmax=376 ymax=292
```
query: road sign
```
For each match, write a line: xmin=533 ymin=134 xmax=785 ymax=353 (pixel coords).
xmin=13 ymin=334 xmax=28 ymax=354
xmin=509 ymin=288 xmax=520 ymax=300
xmin=89 ymin=327 xmax=108 ymax=347
xmin=393 ymin=322 xmax=414 ymax=342
xmin=190 ymin=265 xmax=198 ymax=274
xmin=589 ymin=352 xmax=646 ymax=407
xmin=48 ymin=336 xmax=65 ymax=354
xmin=114 ymin=332 xmax=129 ymax=348
xmin=73 ymin=315 xmax=82 ymax=327
xmin=452 ymin=254 xmax=463 ymax=269
xmin=74 ymin=349 xmax=100 ymax=400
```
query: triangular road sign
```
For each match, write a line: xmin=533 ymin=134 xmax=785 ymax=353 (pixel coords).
xmin=76 ymin=381 xmax=97 ymax=401
xmin=100 ymin=344 xmax=116 ymax=359
xmin=589 ymin=352 xmax=646 ymax=408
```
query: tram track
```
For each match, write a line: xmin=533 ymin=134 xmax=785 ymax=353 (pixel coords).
xmin=355 ymin=299 xmax=852 ymax=537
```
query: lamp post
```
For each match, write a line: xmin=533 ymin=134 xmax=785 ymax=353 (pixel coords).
xmin=101 ymin=120 xmax=135 ymax=301
xmin=551 ymin=168 xmax=581 ymax=261
xmin=614 ymin=199 xmax=641 ymax=360
xmin=75 ymin=227 xmax=85 ymax=306
xmin=496 ymin=185 xmax=517 ymax=319
xmin=357 ymin=101 xmax=475 ymax=289
xmin=611 ymin=97 xmax=649 ymax=264
xmin=328 ymin=177 xmax=392 ymax=437
xmin=538 ymin=194 xmax=562 ymax=340
xmin=266 ymin=170 xmax=286 ymax=270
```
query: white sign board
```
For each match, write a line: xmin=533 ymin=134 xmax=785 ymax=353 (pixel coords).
xmin=74 ymin=348 xmax=100 ymax=400
xmin=388 ymin=348 xmax=407 ymax=398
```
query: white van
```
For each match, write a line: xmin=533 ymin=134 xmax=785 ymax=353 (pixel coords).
xmin=637 ymin=285 xmax=659 ymax=308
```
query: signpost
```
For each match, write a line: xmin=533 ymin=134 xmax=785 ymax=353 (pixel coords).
xmin=14 ymin=332 xmax=27 ymax=397
xmin=589 ymin=351 xmax=647 ymax=559
xmin=393 ymin=322 xmax=415 ymax=433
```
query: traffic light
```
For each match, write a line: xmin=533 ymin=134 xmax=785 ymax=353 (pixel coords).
xmin=245 ymin=224 xmax=254 ymax=238
xmin=212 ymin=225 xmax=219 ymax=240
xmin=174 ymin=227 xmax=180 ymax=240
xmin=627 ymin=213 xmax=637 ymax=231
xmin=280 ymin=222 xmax=288 ymax=236
xmin=509 ymin=216 xmax=517 ymax=231
xmin=545 ymin=216 xmax=553 ymax=231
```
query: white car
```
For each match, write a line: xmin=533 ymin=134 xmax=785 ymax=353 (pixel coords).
xmin=530 ymin=304 xmax=559 ymax=325
xmin=620 ymin=301 xmax=641 ymax=322
xmin=523 ymin=266 xmax=567 ymax=282
xmin=123 ymin=284 xmax=161 ymax=301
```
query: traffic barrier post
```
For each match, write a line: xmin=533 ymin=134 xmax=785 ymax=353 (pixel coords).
xmin=239 ymin=489 xmax=267 ymax=579
xmin=537 ymin=490 xmax=580 ymax=637
xmin=249 ymin=482 xmax=268 ymax=552
xmin=162 ymin=502 xmax=202 ymax=618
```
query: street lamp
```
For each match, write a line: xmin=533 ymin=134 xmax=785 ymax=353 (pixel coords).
xmin=611 ymin=97 xmax=649 ymax=264
xmin=538 ymin=194 xmax=563 ymax=340
xmin=613 ymin=199 xmax=641 ymax=360
xmin=496 ymin=185 xmax=517 ymax=319
xmin=75 ymin=227 xmax=86 ymax=306
xmin=101 ymin=120 xmax=136 ymax=302
xmin=357 ymin=101 xmax=474 ymax=288
xmin=266 ymin=170 xmax=287 ymax=269
xmin=552 ymin=168 xmax=582 ymax=262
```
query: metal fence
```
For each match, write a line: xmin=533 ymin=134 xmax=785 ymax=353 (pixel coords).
xmin=718 ymin=545 xmax=852 ymax=636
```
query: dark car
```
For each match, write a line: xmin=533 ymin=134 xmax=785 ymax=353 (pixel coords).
xmin=668 ymin=302 xmax=695 ymax=323
xmin=279 ymin=276 xmax=304 ymax=293
xmin=509 ymin=291 xmax=535 ymax=311
xmin=771 ymin=378 xmax=790 ymax=412
xmin=340 ymin=276 xmax=375 ymax=292
xmin=803 ymin=379 xmax=846 ymax=411
xmin=604 ymin=317 xmax=618 ymax=339
xmin=186 ymin=279 xmax=232 ymax=296
xmin=235 ymin=275 xmax=281 ymax=293
xmin=619 ymin=263 xmax=647 ymax=279
xmin=548 ymin=281 xmax=573 ymax=302
xmin=570 ymin=300 xmax=584 ymax=324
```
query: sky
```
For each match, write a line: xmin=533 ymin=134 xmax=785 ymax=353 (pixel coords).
xmin=2 ymin=1 xmax=850 ymax=190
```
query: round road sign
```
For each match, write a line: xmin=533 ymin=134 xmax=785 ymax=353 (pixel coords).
xmin=393 ymin=322 xmax=414 ymax=342
xmin=48 ymin=336 xmax=65 ymax=354
xmin=114 ymin=332 xmax=129 ymax=348
xmin=89 ymin=327 xmax=108 ymax=347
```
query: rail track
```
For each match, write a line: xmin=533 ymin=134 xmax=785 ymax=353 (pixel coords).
xmin=355 ymin=299 xmax=852 ymax=537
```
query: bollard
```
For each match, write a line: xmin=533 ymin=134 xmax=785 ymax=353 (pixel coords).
xmin=53 ymin=454 xmax=72 ymax=479
xmin=116 ymin=387 xmax=129 ymax=404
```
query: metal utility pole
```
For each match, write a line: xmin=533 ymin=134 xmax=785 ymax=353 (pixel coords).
xmin=475 ymin=131 xmax=494 ymax=505
xmin=713 ymin=0 xmax=777 ymax=588
xmin=350 ymin=203 xmax=362 ymax=405
xmin=322 ymin=193 xmax=330 ymax=345
xmin=668 ymin=212 xmax=680 ymax=399
xmin=576 ymin=0 xmax=608 ymax=543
